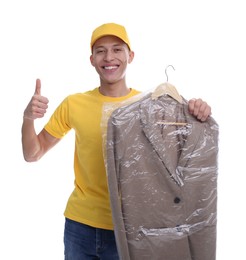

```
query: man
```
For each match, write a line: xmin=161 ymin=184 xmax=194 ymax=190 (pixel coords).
xmin=22 ymin=23 xmax=211 ymax=259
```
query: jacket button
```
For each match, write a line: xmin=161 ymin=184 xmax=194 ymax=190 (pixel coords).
xmin=174 ymin=197 xmax=181 ymax=204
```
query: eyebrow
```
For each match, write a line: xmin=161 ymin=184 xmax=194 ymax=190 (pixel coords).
xmin=95 ymin=43 xmax=125 ymax=50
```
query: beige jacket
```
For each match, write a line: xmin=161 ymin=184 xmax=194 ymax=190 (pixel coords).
xmin=106 ymin=93 xmax=219 ymax=260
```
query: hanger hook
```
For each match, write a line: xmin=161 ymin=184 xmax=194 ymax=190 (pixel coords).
xmin=165 ymin=65 xmax=175 ymax=82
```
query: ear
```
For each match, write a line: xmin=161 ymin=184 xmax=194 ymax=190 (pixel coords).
xmin=128 ymin=51 xmax=135 ymax=64
xmin=90 ymin=55 xmax=95 ymax=67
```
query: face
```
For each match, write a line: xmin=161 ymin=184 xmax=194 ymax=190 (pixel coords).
xmin=90 ymin=35 xmax=134 ymax=86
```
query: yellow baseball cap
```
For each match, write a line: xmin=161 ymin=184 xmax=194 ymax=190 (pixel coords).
xmin=90 ymin=23 xmax=131 ymax=51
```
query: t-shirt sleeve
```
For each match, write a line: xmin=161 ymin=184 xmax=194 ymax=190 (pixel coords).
xmin=44 ymin=96 xmax=71 ymax=138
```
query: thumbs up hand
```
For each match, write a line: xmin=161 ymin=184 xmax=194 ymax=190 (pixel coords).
xmin=23 ymin=79 xmax=49 ymax=120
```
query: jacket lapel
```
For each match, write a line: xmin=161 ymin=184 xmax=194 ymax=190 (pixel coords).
xmin=140 ymin=95 xmax=203 ymax=186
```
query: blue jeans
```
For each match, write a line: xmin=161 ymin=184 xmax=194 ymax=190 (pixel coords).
xmin=64 ymin=218 xmax=119 ymax=260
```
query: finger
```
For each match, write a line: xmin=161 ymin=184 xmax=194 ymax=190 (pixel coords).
xmin=196 ymin=101 xmax=207 ymax=119
xmin=35 ymin=78 xmax=41 ymax=95
xmin=188 ymin=98 xmax=196 ymax=113
xmin=188 ymin=98 xmax=201 ymax=116
xmin=194 ymin=98 xmax=205 ymax=117
xmin=36 ymin=99 xmax=49 ymax=108
xmin=200 ymin=106 xmax=212 ymax=122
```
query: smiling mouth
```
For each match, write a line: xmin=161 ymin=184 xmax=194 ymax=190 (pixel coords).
xmin=103 ymin=65 xmax=118 ymax=70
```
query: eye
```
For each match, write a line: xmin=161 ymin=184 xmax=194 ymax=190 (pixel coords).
xmin=114 ymin=48 xmax=122 ymax=53
xmin=95 ymin=49 xmax=105 ymax=54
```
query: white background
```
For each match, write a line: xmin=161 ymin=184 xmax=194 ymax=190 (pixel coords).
xmin=0 ymin=0 xmax=245 ymax=259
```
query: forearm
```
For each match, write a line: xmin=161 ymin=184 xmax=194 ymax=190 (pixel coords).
xmin=21 ymin=118 xmax=42 ymax=162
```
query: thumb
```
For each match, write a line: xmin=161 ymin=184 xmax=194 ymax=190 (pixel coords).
xmin=35 ymin=78 xmax=41 ymax=95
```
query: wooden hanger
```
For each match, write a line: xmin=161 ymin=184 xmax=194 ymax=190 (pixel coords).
xmin=151 ymin=65 xmax=183 ymax=104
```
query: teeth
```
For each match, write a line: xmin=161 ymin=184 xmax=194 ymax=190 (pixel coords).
xmin=104 ymin=66 xmax=117 ymax=70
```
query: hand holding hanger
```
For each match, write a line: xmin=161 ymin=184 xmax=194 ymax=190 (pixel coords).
xmin=151 ymin=65 xmax=211 ymax=122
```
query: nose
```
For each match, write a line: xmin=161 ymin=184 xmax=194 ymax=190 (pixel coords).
xmin=104 ymin=50 xmax=115 ymax=62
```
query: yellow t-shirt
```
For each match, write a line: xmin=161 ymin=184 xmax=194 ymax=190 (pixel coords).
xmin=44 ymin=87 xmax=140 ymax=230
